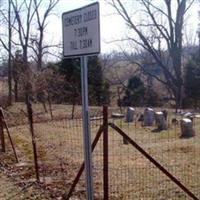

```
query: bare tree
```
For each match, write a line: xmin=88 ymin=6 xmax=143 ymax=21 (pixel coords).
xmin=0 ymin=0 xmax=15 ymax=105
xmin=30 ymin=0 xmax=59 ymax=70
xmin=1 ymin=0 xmax=60 ymax=103
xmin=107 ymin=0 xmax=195 ymax=110
xmin=11 ymin=0 xmax=37 ymax=65
xmin=12 ymin=49 xmax=23 ymax=101
xmin=9 ymin=0 xmax=40 ymax=117
xmin=8 ymin=0 xmax=12 ymax=105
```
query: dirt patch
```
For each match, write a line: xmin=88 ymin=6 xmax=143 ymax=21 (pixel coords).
xmin=0 ymin=167 xmax=46 ymax=200
xmin=0 ymin=152 xmax=53 ymax=200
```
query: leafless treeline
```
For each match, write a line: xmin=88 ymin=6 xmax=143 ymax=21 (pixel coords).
xmin=0 ymin=0 xmax=61 ymax=106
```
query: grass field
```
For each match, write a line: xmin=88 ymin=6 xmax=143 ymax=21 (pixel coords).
xmin=107 ymin=118 xmax=200 ymax=199
xmin=1 ymin=103 xmax=200 ymax=199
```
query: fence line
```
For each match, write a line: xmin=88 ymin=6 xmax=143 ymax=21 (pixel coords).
xmin=1 ymin=104 xmax=200 ymax=199
xmin=109 ymin=122 xmax=199 ymax=200
xmin=0 ymin=107 xmax=18 ymax=162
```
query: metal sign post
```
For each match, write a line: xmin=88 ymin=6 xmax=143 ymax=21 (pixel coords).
xmin=81 ymin=56 xmax=94 ymax=200
xmin=62 ymin=3 xmax=100 ymax=199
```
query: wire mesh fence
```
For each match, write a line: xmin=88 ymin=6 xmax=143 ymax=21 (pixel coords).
xmin=1 ymin=103 xmax=200 ymax=199
xmin=34 ymin=108 xmax=104 ymax=199
xmin=108 ymin=108 xmax=200 ymax=199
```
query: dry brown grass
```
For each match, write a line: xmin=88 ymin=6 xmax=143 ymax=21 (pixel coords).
xmin=2 ymin=103 xmax=200 ymax=199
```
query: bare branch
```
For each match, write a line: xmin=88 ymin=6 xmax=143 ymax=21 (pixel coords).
xmin=108 ymin=0 xmax=194 ymax=108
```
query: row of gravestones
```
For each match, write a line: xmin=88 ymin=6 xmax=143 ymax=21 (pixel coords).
xmin=124 ymin=107 xmax=195 ymax=138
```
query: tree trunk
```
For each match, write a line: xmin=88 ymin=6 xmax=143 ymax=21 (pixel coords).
xmin=8 ymin=0 xmax=12 ymax=106
xmin=117 ymin=87 xmax=123 ymax=114
xmin=71 ymin=101 xmax=75 ymax=119
xmin=176 ymin=84 xmax=183 ymax=111
xmin=37 ymin=30 xmax=43 ymax=70
xmin=42 ymin=101 xmax=47 ymax=113
xmin=14 ymin=80 xmax=18 ymax=102
xmin=47 ymin=94 xmax=53 ymax=120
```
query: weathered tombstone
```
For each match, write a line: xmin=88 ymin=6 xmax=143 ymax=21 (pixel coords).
xmin=183 ymin=112 xmax=194 ymax=123
xmin=111 ymin=113 xmax=124 ymax=119
xmin=183 ymin=112 xmax=192 ymax=117
xmin=195 ymin=114 xmax=200 ymax=118
xmin=123 ymin=107 xmax=134 ymax=144
xmin=123 ymin=137 xmax=129 ymax=145
xmin=125 ymin=107 xmax=135 ymax=122
xmin=180 ymin=118 xmax=195 ymax=138
xmin=143 ymin=108 xmax=154 ymax=126
xmin=155 ymin=111 xmax=167 ymax=130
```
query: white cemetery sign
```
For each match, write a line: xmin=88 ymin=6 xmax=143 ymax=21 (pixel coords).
xmin=62 ymin=2 xmax=100 ymax=57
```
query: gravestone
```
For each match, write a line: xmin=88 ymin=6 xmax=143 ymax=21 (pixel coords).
xmin=183 ymin=112 xmax=192 ymax=118
xmin=143 ymin=108 xmax=154 ymax=126
xmin=183 ymin=112 xmax=194 ymax=123
xmin=155 ymin=111 xmax=167 ymax=130
xmin=180 ymin=118 xmax=195 ymax=138
xmin=111 ymin=113 xmax=124 ymax=119
xmin=123 ymin=137 xmax=129 ymax=145
xmin=125 ymin=107 xmax=135 ymax=122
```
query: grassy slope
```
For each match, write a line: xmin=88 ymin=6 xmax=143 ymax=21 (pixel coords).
xmin=1 ymin=103 xmax=200 ymax=199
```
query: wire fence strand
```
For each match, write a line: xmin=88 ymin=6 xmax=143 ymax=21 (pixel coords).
xmin=1 ymin=104 xmax=200 ymax=199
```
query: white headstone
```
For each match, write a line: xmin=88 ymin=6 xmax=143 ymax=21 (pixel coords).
xmin=155 ymin=111 xmax=167 ymax=130
xmin=180 ymin=118 xmax=195 ymax=138
xmin=111 ymin=113 xmax=124 ymax=119
xmin=183 ymin=112 xmax=192 ymax=118
xmin=125 ymin=107 xmax=135 ymax=122
xmin=143 ymin=108 xmax=154 ymax=126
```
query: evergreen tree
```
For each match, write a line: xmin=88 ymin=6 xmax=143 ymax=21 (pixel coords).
xmin=58 ymin=58 xmax=81 ymax=104
xmin=58 ymin=56 xmax=110 ymax=106
xmin=88 ymin=56 xmax=110 ymax=105
xmin=144 ymin=87 xmax=161 ymax=107
xmin=184 ymin=54 xmax=200 ymax=108
xmin=123 ymin=76 xmax=146 ymax=106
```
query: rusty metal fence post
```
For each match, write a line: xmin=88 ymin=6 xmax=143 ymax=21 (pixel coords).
xmin=103 ymin=106 xmax=109 ymax=200
xmin=63 ymin=125 xmax=105 ymax=200
xmin=0 ymin=108 xmax=18 ymax=162
xmin=0 ymin=109 xmax=5 ymax=152
xmin=26 ymin=98 xmax=39 ymax=181
xmin=109 ymin=122 xmax=199 ymax=200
